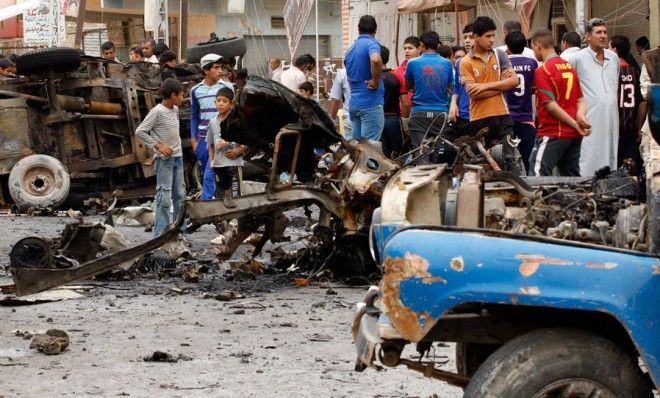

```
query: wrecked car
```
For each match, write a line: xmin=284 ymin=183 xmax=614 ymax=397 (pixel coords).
xmin=352 ymin=115 xmax=660 ymax=393
xmin=0 ymin=47 xmax=201 ymax=211
xmin=9 ymin=75 xmax=401 ymax=295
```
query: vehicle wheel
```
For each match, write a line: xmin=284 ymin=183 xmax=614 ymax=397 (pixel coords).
xmin=16 ymin=47 xmax=81 ymax=76
xmin=185 ymin=37 xmax=247 ymax=64
xmin=8 ymin=155 xmax=71 ymax=211
xmin=464 ymin=328 xmax=653 ymax=398
xmin=455 ymin=342 xmax=499 ymax=377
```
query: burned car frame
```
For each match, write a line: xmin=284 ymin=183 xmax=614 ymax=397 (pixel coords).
xmin=0 ymin=47 xmax=200 ymax=211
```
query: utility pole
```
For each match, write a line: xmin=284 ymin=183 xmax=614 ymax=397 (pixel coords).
xmin=74 ymin=0 xmax=87 ymax=48
xmin=179 ymin=0 xmax=189 ymax=60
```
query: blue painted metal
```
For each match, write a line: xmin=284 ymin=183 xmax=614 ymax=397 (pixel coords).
xmin=379 ymin=226 xmax=660 ymax=386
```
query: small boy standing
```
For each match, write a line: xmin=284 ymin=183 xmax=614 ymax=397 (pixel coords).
xmin=206 ymin=87 xmax=248 ymax=208
xmin=135 ymin=78 xmax=186 ymax=237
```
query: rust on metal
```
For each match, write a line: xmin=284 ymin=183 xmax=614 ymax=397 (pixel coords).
xmin=450 ymin=256 xmax=464 ymax=272
xmin=653 ymin=265 xmax=660 ymax=275
xmin=380 ymin=253 xmax=446 ymax=342
xmin=516 ymin=254 xmax=618 ymax=277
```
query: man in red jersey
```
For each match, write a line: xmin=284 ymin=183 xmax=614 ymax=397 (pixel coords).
xmin=528 ymin=28 xmax=591 ymax=176
xmin=610 ymin=35 xmax=644 ymax=171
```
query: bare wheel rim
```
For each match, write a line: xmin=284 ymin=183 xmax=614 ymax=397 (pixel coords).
xmin=22 ymin=165 xmax=57 ymax=196
xmin=532 ymin=378 xmax=616 ymax=398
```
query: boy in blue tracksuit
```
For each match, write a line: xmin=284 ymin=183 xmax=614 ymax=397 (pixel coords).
xmin=190 ymin=53 xmax=233 ymax=200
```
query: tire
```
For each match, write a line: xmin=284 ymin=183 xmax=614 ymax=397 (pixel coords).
xmin=8 ymin=155 xmax=71 ymax=211
xmin=16 ymin=47 xmax=81 ymax=76
xmin=465 ymin=328 xmax=653 ymax=398
xmin=185 ymin=37 xmax=247 ymax=64
xmin=455 ymin=342 xmax=499 ymax=377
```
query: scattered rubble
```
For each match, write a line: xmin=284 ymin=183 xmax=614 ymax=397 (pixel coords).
xmin=29 ymin=329 xmax=69 ymax=355
xmin=143 ymin=351 xmax=192 ymax=363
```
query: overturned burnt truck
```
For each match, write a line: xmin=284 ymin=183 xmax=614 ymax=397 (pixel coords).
xmin=0 ymin=47 xmax=200 ymax=211
xmin=9 ymin=76 xmax=400 ymax=295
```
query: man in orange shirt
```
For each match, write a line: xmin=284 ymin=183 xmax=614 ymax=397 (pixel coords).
xmin=459 ymin=16 xmax=521 ymax=174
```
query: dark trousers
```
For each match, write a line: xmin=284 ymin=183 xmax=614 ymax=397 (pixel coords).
xmin=381 ymin=115 xmax=403 ymax=158
xmin=513 ymin=122 xmax=537 ymax=174
xmin=213 ymin=166 xmax=238 ymax=195
xmin=470 ymin=115 xmax=522 ymax=175
xmin=618 ymin=129 xmax=643 ymax=172
xmin=528 ymin=136 xmax=581 ymax=176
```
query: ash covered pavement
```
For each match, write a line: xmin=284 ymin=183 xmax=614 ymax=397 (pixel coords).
xmin=0 ymin=210 xmax=461 ymax=397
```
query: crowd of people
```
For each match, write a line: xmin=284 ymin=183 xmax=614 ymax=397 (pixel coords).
xmin=325 ymin=14 xmax=653 ymax=179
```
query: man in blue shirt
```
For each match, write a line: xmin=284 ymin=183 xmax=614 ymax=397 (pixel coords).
xmin=344 ymin=15 xmax=384 ymax=140
xmin=191 ymin=54 xmax=233 ymax=200
xmin=449 ymin=24 xmax=474 ymax=135
xmin=404 ymin=31 xmax=454 ymax=151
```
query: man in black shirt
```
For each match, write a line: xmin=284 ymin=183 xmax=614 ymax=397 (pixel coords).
xmin=380 ymin=45 xmax=410 ymax=158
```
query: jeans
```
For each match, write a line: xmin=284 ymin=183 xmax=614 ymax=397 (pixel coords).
xmin=154 ymin=156 xmax=186 ymax=237
xmin=349 ymin=105 xmax=384 ymax=140
xmin=195 ymin=139 xmax=216 ymax=200
xmin=409 ymin=111 xmax=448 ymax=149
xmin=513 ymin=122 xmax=537 ymax=174
xmin=342 ymin=113 xmax=353 ymax=140
xmin=381 ymin=115 xmax=403 ymax=158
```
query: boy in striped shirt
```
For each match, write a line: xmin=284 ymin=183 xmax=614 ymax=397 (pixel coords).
xmin=135 ymin=78 xmax=186 ymax=237
xmin=528 ymin=28 xmax=591 ymax=176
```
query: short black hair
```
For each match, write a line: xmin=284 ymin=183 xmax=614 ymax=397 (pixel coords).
xmin=358 ymin=15 xmax=377 ymax=35
xmin=635 ymin=36 xmax=650 ymax=50
xmin=585 ymin=18 xmax=606 ymax=34
xmin=610 ymin=35 xmax=631 ymax=58
xmin=299 ymin=81 xmax=314 ymax=94
xmin=131 ymin=46 xmax=144 ymax=57
xmin=160 ymin=78 xmax=183 ymax=98
xmin=562 ymin=31 xmax=581 ymax=48
xmin=403 ymin=36 xmax=420 ymax=47
xmin=159 ymin=50 xmax=177 ymax=64
xmin=437 ymin=44 xmax=452 ymax=58
xmin=101 ymin=41 xmax=115 ymax=51
xmin=304 ymin=53 xmax=316 ymax=67
xmin=154 ymin=42 xmax=169 ymax=57
xmin=463 ymin=23 xmax=474 ymax=34
xmin=420 ymin=31 xmax=440 ymax=51
xmin=451 ymin=45 xmax=466 ymax=55
xmin=380 ymin=45 xmax=390 ymax=65
xmin=294 ymin=54 xmax=308 ymax=67
xmin=472 ymin=16 xmax=497 ymax=36
xmin=505 ymin=31 xmax=526 ymax=54
xmin=216 ymin=86 xmax=235 ymax=101
xmin=503 ymin=20 xmax=522 ymax=33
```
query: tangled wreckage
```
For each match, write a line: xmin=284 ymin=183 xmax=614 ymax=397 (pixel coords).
xmin=6 ymin=61 xmax=660 ymax=300
xmin=9 ymin=75 xmax=400 ymax=295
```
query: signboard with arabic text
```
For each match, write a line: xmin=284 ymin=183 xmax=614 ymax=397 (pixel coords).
xmin=23 ymin=0 xmax=66 ymax=47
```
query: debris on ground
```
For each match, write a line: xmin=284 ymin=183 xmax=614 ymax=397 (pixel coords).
xmin=143 ymin=351 xmax=192 ymax=363
xmin=29 ymin=329 xmax=70 ymax=355
xmin=115 ymin=206 xmax=154 ymax=229
xmin=1 ymin=289 xmax=84 ymax=306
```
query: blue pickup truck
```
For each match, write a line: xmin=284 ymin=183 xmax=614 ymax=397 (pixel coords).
xmin=353 ymin=84 xmax=660 ymax=396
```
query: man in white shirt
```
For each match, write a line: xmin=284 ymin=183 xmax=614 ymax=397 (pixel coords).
xmin=560 ymin=31 xmax=581 ymax=60
xmin=565 ymin=17 xmax=620 ymax=176
xmin=328 ymin=68 xmax=352 ymax=138
xmin=496 ymin=20 xmax=537 ymax=63
xmin=281 ymin=54 xmax=310 ymax=92
xmin=269 ymin=57 xmax=283 ymax=82
xmin=141 ymin=38 xmax=159 ymax=64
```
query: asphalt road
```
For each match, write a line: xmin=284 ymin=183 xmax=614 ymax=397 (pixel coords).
xmin=0 ymin=213 xmax=463 ymax=397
